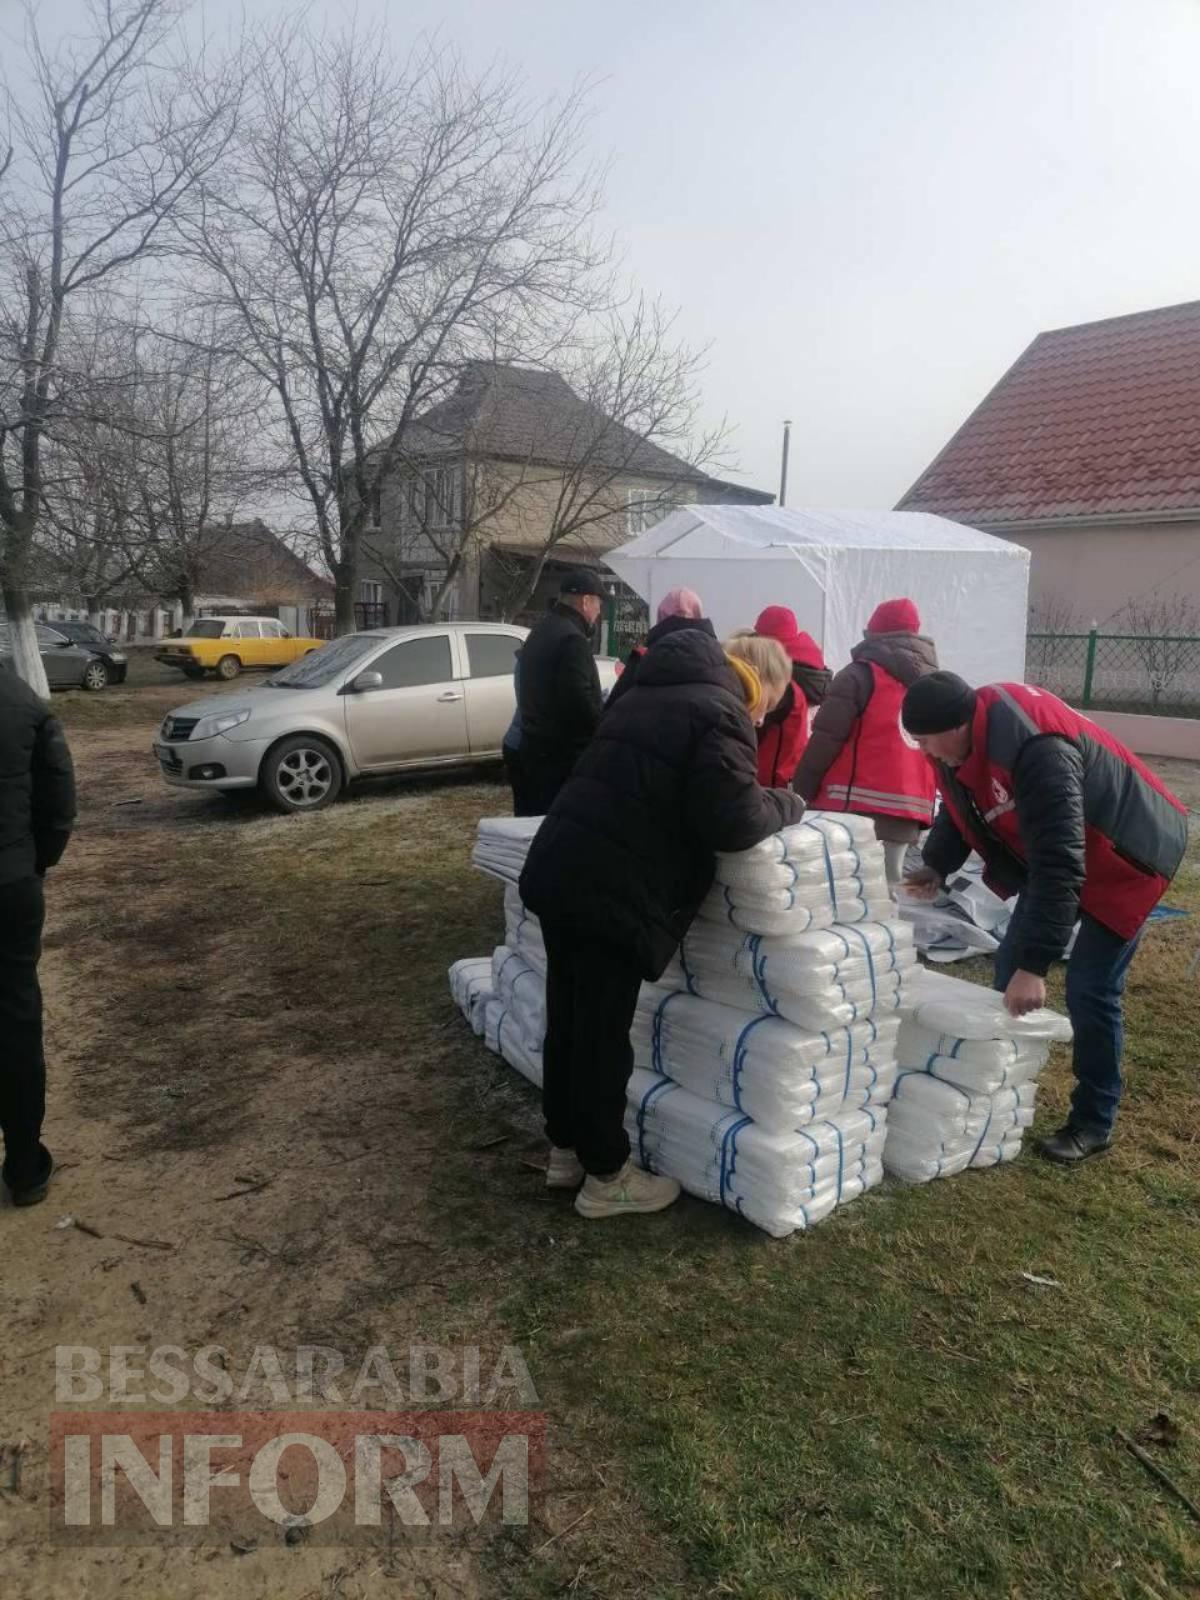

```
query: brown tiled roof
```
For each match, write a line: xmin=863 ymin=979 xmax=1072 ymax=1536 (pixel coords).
xmin=400 ymin=362 xmax=711 ymax=482
xmin=897 ymin=300 xmax=1200 ymax=524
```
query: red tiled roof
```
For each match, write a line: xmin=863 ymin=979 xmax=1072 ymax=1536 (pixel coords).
xmin=897 ymin=300 xmax=1200 ymax=524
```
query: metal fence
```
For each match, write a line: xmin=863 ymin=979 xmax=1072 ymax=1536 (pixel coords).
xmin=1027 ymin=631 xmax=1200 ymax=717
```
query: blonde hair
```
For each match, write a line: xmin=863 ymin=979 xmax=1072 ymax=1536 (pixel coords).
xmin=724 ymin=630 xmax=792 ymax=695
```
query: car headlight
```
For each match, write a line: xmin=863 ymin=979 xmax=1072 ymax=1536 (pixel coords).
xmin=192 ymin=708 xmax=252 ymax=740
xmin=110 ymin=652 xmax=126 ymax=663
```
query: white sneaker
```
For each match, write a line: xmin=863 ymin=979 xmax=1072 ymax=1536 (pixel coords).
xmin=546 ymin=1147 xmax=585 ymax=1189
xmin=574 ymin=1161 xmax=681 ymax=1219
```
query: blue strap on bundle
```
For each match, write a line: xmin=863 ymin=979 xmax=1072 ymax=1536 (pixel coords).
xmin=636 ymin=1076 xmax=675 ymax=1169
xmin=651 ymin=991 xmax=682 ymax=1074
xmin=718 ymin=1114 xmax=752 ymax=1209
xmin=805 ymin=820 xmax=838 ymax=905
xmin=731 ymin=1014 xmax=772 ymax=1112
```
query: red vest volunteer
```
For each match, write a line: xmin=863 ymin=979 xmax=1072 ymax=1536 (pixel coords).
xmin=752 ymin=606 xmax=832 ymax=787
xmin=793 ymin=597 xmax=938 ymax=884
xmin=903 ymin=671 xmax=1188 ymax=1164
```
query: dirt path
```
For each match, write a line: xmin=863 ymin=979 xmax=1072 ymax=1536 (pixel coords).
xmin=0 ymin=681 xmax=620 ymax=1599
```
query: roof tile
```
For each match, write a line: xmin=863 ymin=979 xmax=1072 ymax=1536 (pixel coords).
xmin=898 ymin=301 xmax=1200 ymax=522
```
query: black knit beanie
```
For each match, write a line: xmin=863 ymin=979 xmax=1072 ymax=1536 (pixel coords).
xmin=902 ymin=671 xmax=977 ymax=735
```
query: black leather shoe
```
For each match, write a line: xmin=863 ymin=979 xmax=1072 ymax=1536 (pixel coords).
xmin=3 ymin=1145 xmax=55 ymax=1207
xmin=1038 ymin=1125 xmax=1112 ymax=1164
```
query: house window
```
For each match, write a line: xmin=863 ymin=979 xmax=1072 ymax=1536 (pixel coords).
xmin=360 ymin=580 xmax=384 ymax=605
xmin=404 ymin=466 xmax=460 ymax=530
xmin=626 ymin=486 xmax=674 ymax=536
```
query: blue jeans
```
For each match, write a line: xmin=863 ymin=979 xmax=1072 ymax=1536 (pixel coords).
xmin=994 ymin=900 xmax=1142 ymax=1136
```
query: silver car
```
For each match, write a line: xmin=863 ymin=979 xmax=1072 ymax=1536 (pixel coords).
xmin=153 ymin=622 xmax=621 ymax=812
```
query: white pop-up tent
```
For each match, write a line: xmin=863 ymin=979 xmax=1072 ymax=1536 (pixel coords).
xmin=606 ymin=506 xmax=1030 ymax=684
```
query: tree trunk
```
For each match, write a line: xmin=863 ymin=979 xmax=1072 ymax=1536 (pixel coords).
xmin=333 ymin=561 xmax=357 ymax=635
xmin=2 ymin=584 xmax=51 ymax=698
xmin=86 ymin=597 xmax=103 ymax=630
xmin=179 ymin=576 xmax=196 ymax=633
xmin=427 ymin=553 xmax=463 ymax=622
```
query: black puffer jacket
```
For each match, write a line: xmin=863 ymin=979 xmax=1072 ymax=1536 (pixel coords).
xmin=604 ymin=614 xmax=715 ymax=712
xmin=923 ymin=737 xmax=1086 ymax=976
xmin=519 ymin=628 xmax=805 ymax=979
xmin=516 ymin=603 xmax=602 ymax=763
xmin=0 ymin=668 xmax=77 ymax=884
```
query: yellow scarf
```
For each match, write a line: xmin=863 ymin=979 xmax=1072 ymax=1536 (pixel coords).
xmin=724 ymin=653 xmax=764 ymax=720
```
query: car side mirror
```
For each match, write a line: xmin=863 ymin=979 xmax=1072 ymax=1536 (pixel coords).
xmin=351 ymin=670 xmax=384 ymax=693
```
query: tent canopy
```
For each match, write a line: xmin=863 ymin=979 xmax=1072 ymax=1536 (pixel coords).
xmin=605 ymin=506 xmax=1030 ymax=684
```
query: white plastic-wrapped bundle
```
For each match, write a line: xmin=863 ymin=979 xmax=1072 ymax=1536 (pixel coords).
xmin=883 ymin=969 xmax=1072 ymax=1183
xmin=482 ymin=995 xmax=543 ymax=1088
xmin=472 ymin=816 xmax=541 ymax=884
xmin=625 ymin=1067 xmax=886 ymax=1237
xmin=632 ymin=985 xmax=899 ymax=1132
xmin=701 ymin=813 xmax=892 ymax=933
xmin=885 ymin=1073 xmax=1036 ymax=1180
xmin=491 ymin=944 xmax=546 ymax=1038
xmin=664 ymin=919 xmax=918 ymax=1031
xmin=503 ymin=884 xmax=547 ymax=976
xmin=449 ymin=956 xmax=494 ymax=1035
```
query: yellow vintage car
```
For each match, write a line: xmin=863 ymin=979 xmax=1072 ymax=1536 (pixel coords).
xmin=156 ymin=616 xmax=325 ymax=681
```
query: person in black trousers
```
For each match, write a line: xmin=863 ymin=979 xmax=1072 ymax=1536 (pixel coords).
xmin=519 ymin=622 xmax=801 ymax=1218
xmin=510 ymin=570 xmax=605 ymax=816
xmin=0 ymin=667 xmax=76 ymax=1206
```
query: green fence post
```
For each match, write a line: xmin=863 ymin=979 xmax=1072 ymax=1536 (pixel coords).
xmin=1082 ymin=626 xmax=1098 ymax=708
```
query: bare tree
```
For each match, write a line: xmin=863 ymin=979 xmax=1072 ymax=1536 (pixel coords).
xmin=483 ymin=300 xmax=728 ymax=619
xmin=1119 ymin=594 xmax=1200 ymax=710
xmin=0 ymin=0 xmax=236 ymax=691
xmin=1025 ymin=589 xmax=1083 ymax=696
xmin=117 ymin=328 xmax=259 ymax=627
xmin=181 ymin=20 xmax=606 ymax=634
xmin=363 ymin=301 xmax=729 ymax=623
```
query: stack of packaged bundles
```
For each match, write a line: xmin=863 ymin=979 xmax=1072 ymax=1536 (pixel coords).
xmin=883 ymin=968 xmax=1073 ymax=1182
xmin=625 ymin=815 xmax=915 ymax=1235
xmin=450 ymin=813 xmax=916 ymax=1236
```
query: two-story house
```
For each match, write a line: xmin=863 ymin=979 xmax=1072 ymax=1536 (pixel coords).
xmin=359 ymin=361 xmax=771 ymax=625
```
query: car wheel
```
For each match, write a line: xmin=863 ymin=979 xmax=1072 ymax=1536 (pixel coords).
xmin=216 ymin=654 xmax=241 ymax=681
xmin=260 ymin=735 xmax=343 ymax=814
xmin=82 ymin=660 xmax=109 ymax=691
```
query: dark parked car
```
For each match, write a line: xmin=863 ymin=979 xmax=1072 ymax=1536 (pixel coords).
xmin=49 ymin=619 xmax=129 ymax=683
xmin=0 ymin=623 xmax=110 ymax=690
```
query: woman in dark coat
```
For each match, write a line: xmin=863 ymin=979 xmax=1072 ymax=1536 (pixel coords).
xmin=519 ymin=623 xmax=802 ymax=1219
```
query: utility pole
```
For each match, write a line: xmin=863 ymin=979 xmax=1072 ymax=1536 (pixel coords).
xmin=779 ymin=419 xmax=792 ymax=507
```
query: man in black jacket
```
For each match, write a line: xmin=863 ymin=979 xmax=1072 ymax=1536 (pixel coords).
xmin=520 ymin=624 xmax=804 ymax=1218
xmin=509 ymin=570 xmax=605 ymax=817
xmin=0 ymin=668 xmax=76 ymax=1205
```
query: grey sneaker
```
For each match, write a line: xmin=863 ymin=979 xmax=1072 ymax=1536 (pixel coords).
xmin=546 ymin=1147 xmax=585 ymax=1189
xmin=574 ymin=1161 xmax=681 ymax=1219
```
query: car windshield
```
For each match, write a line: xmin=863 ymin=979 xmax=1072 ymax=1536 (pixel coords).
xmin=267 ymin=634 xmax=373 ymax=687
xmin=186 ymin=621 xmax=226 ymax=638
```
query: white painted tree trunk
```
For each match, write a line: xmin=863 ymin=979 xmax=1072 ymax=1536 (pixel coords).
xmin=2 ymin=595 xmax=51 ymax=698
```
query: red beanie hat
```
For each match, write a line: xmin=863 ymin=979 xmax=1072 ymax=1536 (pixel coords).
xmin=755 ymin=606 xmax=826 ymax=667
xmin=866 ymin=597 xmax=920 ymax=635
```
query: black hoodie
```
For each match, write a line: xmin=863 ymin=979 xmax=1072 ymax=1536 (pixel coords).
xmin=520 ymin=627 xmax=804 ymax=978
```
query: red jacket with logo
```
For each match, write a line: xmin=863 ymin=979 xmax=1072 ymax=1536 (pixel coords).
xmin=924 ymin=683 xmax=1188 ymax=967
xmin=812 ymin=660 xmax=936 ymax=825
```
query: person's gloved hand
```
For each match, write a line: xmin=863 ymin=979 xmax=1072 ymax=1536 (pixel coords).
xmin=1004 ymin=970 xmax=1047 ymax=1018
xmin=902 ymin=863 xmax=942 ymax=901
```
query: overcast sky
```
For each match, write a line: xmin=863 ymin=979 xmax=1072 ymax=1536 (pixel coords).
xmin=18 ymin=0 xmax=1200 ymax=506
